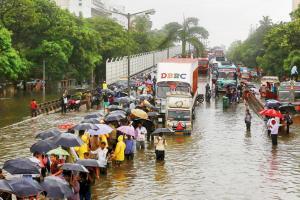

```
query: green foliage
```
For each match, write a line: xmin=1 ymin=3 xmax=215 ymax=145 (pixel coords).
xmin=0 ymin=27 xmax=25 ymax=80
xmin=162 ymin=17 xmax=209 ymax=57
xmin=227 ymin=16 xmax=273 ymax=68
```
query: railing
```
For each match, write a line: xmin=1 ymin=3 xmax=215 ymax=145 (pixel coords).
xmin=105 ymin=46 xmax=182 ymax=84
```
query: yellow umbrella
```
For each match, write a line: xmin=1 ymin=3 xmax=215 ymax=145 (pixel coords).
xmin=131 ymin=109 xmax=148 ymax=119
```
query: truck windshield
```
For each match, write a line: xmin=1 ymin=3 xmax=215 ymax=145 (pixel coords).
xmin=167 ymin=110 xmax=191 ymax=121
xmin=157 ymin=86 xmax=190 ymax=98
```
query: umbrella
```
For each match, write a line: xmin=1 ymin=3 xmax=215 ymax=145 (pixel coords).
xmin=88 ymin=124 xmax=113 ymax=136
xmin=151 ymin=128 xmax=175 ymax=136
xmin=84 ymin=113 xmax=103 ymax=120
xmin=131 ymin=109 xmax=148 ymax=119
xmin=265 ymin=99 xmax=281 ymax=109
xmin=117 ymin=126 xmax=135 ymax=136
xmin=7 ymin=178 xmax=43 ymax=198
xmin=109 ymin=110 xmax=127 ymax=116
xmin=132 ymin=118 xmax=153 ymax=129
xmin=47 ymin=147 xmax=70 ymax=156
xmin=259 ymin=109 xmax=283 ymax=118
xmin=3 ymin=158 xmax=40 ymax=175
xmin=72 ymin=123 xmax=98 ymax=131
xmin=30 ymin=140 xmax=58 ymax=154
xmin=35 ymin=129 xmax=61 ymax=140
xmin=104 ymin=114 xmax=125 ymax=122
xmin=40 ymin=176 xmax=73 ymax=199
xmin=108 ymin=105 xmax=123 ymax=111
xmin=279 ymin=104 xmax=296 ymax=114
xmin=76 ymin=159 xmax=102 ymax=167
xmin=81 ymin=118 xmax=100 ymax=124
xmin=115 ymin=97 xmax=131 ymax=104
xmin=52 ymin=133 xmax=83 ymax=147
xmin=0 ymin=179 xmax=13 ymax=193
xmin=148 ymin=112 xmax=159 ymax=117
xmin=62 ymin=163 xmax=89 ymax=173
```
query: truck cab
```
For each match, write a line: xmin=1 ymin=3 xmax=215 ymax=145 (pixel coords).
xmin=165 ymin=91 xmax=194 ymax=134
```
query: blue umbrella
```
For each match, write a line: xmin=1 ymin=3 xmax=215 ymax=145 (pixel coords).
xmin=3 ymin=158 xmax=40 ymax=175
xmin=62 ymin=163 xmax=89 ymax=173
xmin=30 ymin=140 xmax=58 ymax=154
xmin=81 ymin=118 xmax=100 ymax=124
xmin=72 ymin=123 xmax=98 ymax=131
xmin=7 ymin=178 xmax=43 ymax=198
xmin=40 ymin=176 xmax=73 ymax=199
xmin=84 ymin=113 xmax=103 ymax=120
xmin=0 ymin=179 xmax=13 ymax=193
xmin=35 ymin=129 xmax=61 ymax=140
xmin=52 ymin=133 xmax=83 ymax=148
xmin=76 ymin=159 xmax=102 ymax=167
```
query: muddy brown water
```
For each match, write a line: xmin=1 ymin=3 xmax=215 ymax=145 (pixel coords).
xmin=0 ymin=79 xmax=299 ymax=199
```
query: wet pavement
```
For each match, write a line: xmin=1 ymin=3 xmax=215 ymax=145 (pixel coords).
xmin=0 ymin=79 xmax=299 ymax=199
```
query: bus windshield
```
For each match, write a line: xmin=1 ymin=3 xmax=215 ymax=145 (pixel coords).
xmin=167 ymin=110 xmax=191 ymax=121
xmin=218 ymin=72 xmax=234 ymax=80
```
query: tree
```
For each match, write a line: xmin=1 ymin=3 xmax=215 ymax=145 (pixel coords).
xmin=162 ymin=17 xmax=209 ymax=57
xmin=0 ymin=27 xmax=25 ymax=80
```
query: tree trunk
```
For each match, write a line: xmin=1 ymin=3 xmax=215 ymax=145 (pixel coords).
xmin=182 ymin=40 xmax=186 ymax=58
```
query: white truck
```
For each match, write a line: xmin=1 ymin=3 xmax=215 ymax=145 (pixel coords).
xmin=165 ymin=91 xmax=194 ymax=134
xmin=155 ymin=58 xmax=199 ymax=115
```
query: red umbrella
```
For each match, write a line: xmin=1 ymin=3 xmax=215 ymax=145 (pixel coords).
xmin=259 ymin=109 xmax=283 ymax=118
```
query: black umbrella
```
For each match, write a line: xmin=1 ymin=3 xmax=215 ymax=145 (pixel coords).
xmin=62 ymin=163 xmax=89 ymax=173
xmin=132 ymin=118 xmax=154 ymax=129
xmin=0 ymin=179 xmax=13 ymax=193
xmin=30 ymin=140 xmax=58 ymax=154
xmin=109 ymin=110 xmax=127 ymax=116
xmin=152 ymin=128 xmax=175 ymax=136
xmin=73 ymin=123 xmax=98 ymax=131
xmin=84 ymin=113 xmax=103 ymax=120
xmin=35 ymin=129 xmax=61 ymax=140
xmin=40 ymin=176 xmax=73 ymax=199
xmin=81 ymin=118 xmax=101 ymax=124
xmin=76 ymin=159 xmax=102 ymax=167
xmin=115 ymin=97 xmax=131 ymax=104
xmin=3 ymin=158 xmax=40 ymax=175
xmin=108 ymin=105 xmax=123 ymax=111
xmin=7 ymin=178 xmax=43 ymax=198
xmin=279 ymin=104 xmax=296 ymax=114
xmin=53 ymin=133 xmax=83 ymax=147
xmin=104 ymin=114 xmax=125 ymax=122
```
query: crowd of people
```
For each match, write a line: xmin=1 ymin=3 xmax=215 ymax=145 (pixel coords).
xmin=6 ymin=73 xmax=167 ymax=200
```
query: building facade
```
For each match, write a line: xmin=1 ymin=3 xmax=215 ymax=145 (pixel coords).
xmin=53 ymin=0 xmax=127 ymax=27
xmin=293 ymin=0 xmax=300 ymax=11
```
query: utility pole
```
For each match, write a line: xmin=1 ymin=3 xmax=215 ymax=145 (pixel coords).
xmin=127 ymin=13 xmax=131 ymax=96
xmin=91 ymin=68 xmax=94 ymax=90
xmin=42 ymin=59 xmax=46 ymax=103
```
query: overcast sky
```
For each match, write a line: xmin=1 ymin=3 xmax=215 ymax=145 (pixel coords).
xmin=113 ymin=0 xmax=292 ymax=47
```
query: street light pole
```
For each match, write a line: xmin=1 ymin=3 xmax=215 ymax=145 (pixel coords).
xmin=106 ymin=8 xmax=155 ymax=96
xmin=127 ymin=13 xmax=131 ymax=96
xmin=42 ymin=59 xmax=46 ymax=103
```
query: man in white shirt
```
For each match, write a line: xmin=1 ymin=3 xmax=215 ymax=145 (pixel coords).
xmin=269 ymin=119 xmax=279 ymax=146
xmin=291 ymin=65 xmax=298 ymax=81
xmin=135 ymin=122 xmax=147 ymax=150
xmin=90 ymin=142 xmax=108 ymax=175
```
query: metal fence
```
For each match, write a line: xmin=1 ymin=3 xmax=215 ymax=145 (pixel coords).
xmin=105 ymin=46 xmax=182 ymax=84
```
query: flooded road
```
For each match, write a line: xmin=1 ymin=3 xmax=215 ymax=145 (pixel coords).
xmin=0 ymin=83 xmax=299 ymax=199
xmin=0 ymin=92 xmax=59 ymax=128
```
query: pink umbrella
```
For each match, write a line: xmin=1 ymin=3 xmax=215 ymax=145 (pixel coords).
xmin=117 ymin=126 xmax=135 ymax=136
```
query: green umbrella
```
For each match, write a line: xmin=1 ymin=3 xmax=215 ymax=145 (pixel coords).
xmin=47 ymin=147 xmax=69 ymax=156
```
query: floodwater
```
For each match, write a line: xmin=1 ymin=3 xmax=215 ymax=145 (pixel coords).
xmin=0 ymin=81 xmax=299 ymax=199
xmin=0 ymin=91 xmax=59 ymax=128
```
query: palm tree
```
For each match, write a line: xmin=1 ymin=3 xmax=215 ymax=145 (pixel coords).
xmin=160 ymin=17 xmax=209 ymax=57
